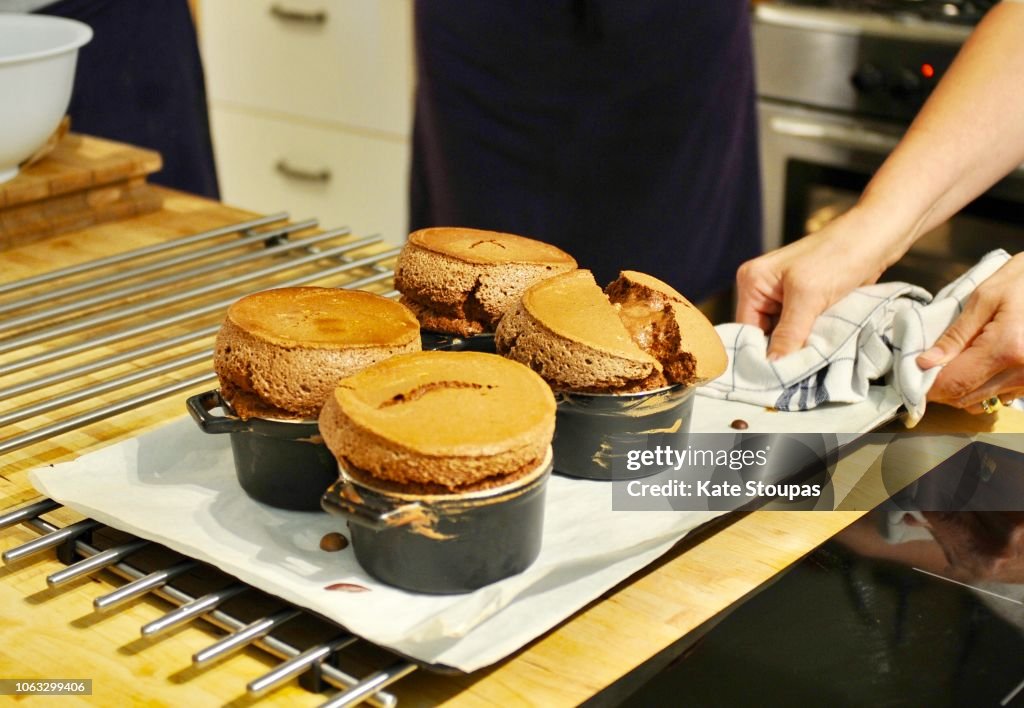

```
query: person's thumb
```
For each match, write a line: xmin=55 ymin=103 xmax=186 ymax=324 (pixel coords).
xmin=917 ymin=292 xmax=997 ymax=369
xmin=767 ymin=296 xmax=822 ymax=360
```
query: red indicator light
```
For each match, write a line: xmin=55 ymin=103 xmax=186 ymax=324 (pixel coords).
xmin=921 ymin=63 xmax=935 ymax=79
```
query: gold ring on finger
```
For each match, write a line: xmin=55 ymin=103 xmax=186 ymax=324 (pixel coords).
xmin=981 ymin=396 xmax=1002 ymax=414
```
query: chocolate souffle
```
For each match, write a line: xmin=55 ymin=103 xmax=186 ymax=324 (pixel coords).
xmin=318 ymin=350 xmax=556 ymax=495
xmin=214 ymin=287 xmax=421 ymax=420
xmin=495 ymin=270 xmax=727 ymax=393
xmin=394 ymin=226 xmax=577 ymax=337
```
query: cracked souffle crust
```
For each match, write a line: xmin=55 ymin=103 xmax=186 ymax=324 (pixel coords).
xmin=394 ymin=227 xmax=577 ymax=336
xmin=605 ymin=270 xmax=728 ymax=385
xmin=214 ymin=287 xmax=421 ymax=420
xmin=495 ymin=270 xmax=659 ymax=392
xmin=318 ymin=350 xmax=556 ymax=490
xmin=495 ymin=270 xmax=727 ymax=393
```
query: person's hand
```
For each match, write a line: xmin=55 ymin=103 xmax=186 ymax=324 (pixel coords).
xmin=919 ymin=252 xmax=1024 ymax=413
xmin=735 ymin=211 xmax=896 ymax=359
xmin=922 ymin=511 xmax=1024 ymax=583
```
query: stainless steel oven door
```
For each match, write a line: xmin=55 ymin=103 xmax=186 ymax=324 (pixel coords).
xmin=759 ymin=100 xmax=1024 ymax=293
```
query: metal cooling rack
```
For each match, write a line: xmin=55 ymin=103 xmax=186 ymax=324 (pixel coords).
xmin=0 ymin=213 xmax=401 ymax=455
xmin=0 ymin=214 xmax=420 ymax=706
xmin=0 ymin=500 xmax=416 ymax=706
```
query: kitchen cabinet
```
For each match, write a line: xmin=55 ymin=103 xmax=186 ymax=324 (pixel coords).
xmin=199 ymin=0 xmax=414 ymax=245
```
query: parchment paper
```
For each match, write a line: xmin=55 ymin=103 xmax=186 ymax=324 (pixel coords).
xmin=28 ymin=388 xmax=899 ymax=672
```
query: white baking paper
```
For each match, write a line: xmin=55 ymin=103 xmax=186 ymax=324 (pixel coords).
xmin=696 ymin=384 xmax=904 ymax=435
xmin=28 ymin=388 xmax=900 ymax=672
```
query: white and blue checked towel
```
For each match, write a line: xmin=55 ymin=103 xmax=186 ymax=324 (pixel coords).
xmin=701 ymin=250 xmax=1012 ymax=427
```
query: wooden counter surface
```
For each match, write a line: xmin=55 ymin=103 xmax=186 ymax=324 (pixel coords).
xmin=2 ymin=189 xmax=1022 ymax=707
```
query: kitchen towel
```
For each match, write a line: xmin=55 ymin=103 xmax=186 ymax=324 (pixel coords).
xmin=701 ymin=249 xmax=1012 ymax=427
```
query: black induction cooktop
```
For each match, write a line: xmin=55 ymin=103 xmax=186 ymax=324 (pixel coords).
xmin=623 ymin=440 xmax=1024 ymax=707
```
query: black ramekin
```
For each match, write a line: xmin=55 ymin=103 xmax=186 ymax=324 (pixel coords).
xmin=186 ymin=389 xmax=338 ymax=511
xmin=420 ymin=330 xmax=495 ymax=351
xmin=553 ymin=385 xmax=696 ymax=480
xmin=321 ymin=448 xmax=552 ymax=594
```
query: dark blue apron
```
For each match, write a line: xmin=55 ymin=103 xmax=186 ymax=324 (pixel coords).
xmin=410 ymin=0 xmax=761 ymax=302
xmin=36 ymin=0 xmax=219 ymax=198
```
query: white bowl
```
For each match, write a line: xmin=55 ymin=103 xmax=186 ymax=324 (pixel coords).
xmin=0 ymin=14 xmax=92 ymax=184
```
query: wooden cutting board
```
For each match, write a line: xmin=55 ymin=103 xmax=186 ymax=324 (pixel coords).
xmin=0 ymin=133 xmax=164 ymax=249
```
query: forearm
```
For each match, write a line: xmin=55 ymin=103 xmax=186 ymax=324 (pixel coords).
xmin=849 ymin=3 xmax=1024 ymax=264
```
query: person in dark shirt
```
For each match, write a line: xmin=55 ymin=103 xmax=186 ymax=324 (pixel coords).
xmin=29 ymin=0 xmax=219 ymax=198
xmin=409 ymin=0 xmax=761 ymax=307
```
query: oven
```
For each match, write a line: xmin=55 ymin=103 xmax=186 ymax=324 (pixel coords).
xmin=753 ymin=0 xmax=1024 ymax=294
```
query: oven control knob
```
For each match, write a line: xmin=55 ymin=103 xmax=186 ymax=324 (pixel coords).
xmin=851 ymin=63 xmax=884 ymax=92
xmin=892 ymin=69 xmax=922 ymax=96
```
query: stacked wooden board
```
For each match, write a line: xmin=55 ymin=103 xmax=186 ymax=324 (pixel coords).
xmin=0 ymin=133 xmax=163 ymax=249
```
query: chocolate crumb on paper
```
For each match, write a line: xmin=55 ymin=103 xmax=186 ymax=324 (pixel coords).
xmin=324 ymin=582 xmax=370 ymax=592
xmin=319 ymin=532 xmax=349 ymax=552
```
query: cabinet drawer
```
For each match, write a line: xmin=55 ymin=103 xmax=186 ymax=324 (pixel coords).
xmin=200 ymin=0 xmax=413 ymax=137
xmin=210 ymin=106 xmax=410 ymax=244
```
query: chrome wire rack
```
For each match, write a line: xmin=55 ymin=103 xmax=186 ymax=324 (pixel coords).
xmin=0 ymin=214 xmax=421 ymax=706
xmin=0 ymin=213 xmax=401 ymax=456
xmin=0 ymin=499 xmax=416 ymax=707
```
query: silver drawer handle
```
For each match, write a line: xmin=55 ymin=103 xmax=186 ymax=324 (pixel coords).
xmin=269 ymin=4 xmax=327 ymax=24
xmin=275 ymin=159 xmax=331 ymax=183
